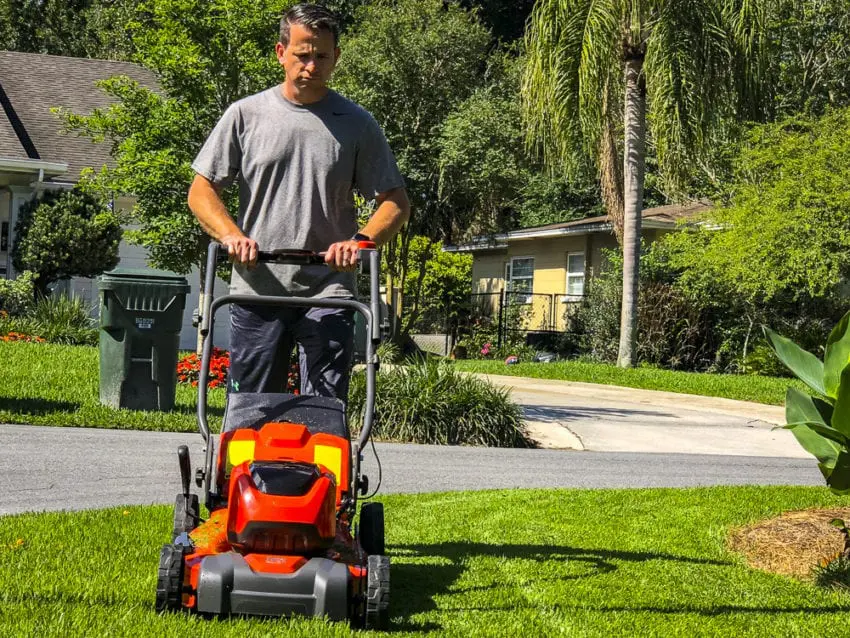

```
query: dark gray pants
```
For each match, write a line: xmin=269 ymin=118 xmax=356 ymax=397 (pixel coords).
xmin=229 ymin=303 xmax=354 ymax=401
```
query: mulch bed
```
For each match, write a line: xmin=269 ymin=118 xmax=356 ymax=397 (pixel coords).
xmin=728 ymin=508 xmax=850 ymax=580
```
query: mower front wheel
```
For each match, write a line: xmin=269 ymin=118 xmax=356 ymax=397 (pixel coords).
xmin=172 ymin=493 xmax=199 ymax=541
xmin=155 ymin=544 xmax=187 ymax=613
xmin=359 ymin=502 xmax=385 ymax=555
xmin=365 ymin=554 xmax=390 ymax=630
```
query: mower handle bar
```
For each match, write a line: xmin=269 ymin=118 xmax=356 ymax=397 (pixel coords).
xmin=196 ymin=241 xmax=381 ymax=505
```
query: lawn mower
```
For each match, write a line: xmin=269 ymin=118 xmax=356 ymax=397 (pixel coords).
xmin=155 ymin=241 xmax=389 ymax=629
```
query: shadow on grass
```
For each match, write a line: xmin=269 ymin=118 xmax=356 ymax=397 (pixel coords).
xmin=0 ymin=397 xmax=81 ymax=415
xmin=171 ymin=404 xmax=225 ymax=418
xmin=387 ymin=541 xmax=850 ymax=632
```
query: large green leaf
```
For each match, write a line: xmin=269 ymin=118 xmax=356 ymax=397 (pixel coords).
xmin=783 ymin=421 xmax=849 ymax=450
xmin=785 ymin=386 xmax=833 ymax=425
xmin=765 ymin=327 xmax=826 ymax=396
xmin=832 ymin=366 xmax=850 ymax=437
xmin=825 ymin=310 xmax=850 ymax=399
xmin=783 ymin=388 xmax=838 ymax=466
xmin=828 ymin=450 xmax=850 ymax=495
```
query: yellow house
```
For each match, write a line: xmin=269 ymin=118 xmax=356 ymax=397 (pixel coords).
xmin=445 ymin=202 xmax=709 ymax=333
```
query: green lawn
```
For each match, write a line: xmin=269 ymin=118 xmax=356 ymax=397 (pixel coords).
xmin=0 ymin=341 xmax=224 ymax=432
xmin=1 ymin=486 xmax=849 ymax=636
xmin=454 ymin=359 xmax=805 ymax=405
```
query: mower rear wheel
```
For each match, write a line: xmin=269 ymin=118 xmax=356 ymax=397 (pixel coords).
xmin=359 ymin=502 xmax=385 ymax=555
xmin=155 ymin=544 xmax=187 ymax=613
xmin=172 ymin=493 xmax=199 ymax=541
xmin=365 ymin=554 xmax=390 ymax=630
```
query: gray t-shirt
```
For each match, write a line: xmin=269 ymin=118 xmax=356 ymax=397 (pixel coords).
xmin=192 ymin=87 xmax=404 ymax=298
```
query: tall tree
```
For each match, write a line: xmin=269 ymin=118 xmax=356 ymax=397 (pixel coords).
xmin=332 ymin=0 xmax=491 ymax=338
xmin=522 ymin=0 xmax=769 ymax=367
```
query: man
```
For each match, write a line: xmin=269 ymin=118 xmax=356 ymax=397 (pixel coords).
xmin=188 ymin=3 xmax=409 ymax=401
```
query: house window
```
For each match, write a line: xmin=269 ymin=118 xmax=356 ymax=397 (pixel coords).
xmin=506 ymin=257 xmax=534 ymax=303
xmin=564 ymin=252 xmax=585 ymax=302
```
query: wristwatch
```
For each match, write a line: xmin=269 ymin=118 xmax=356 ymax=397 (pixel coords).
xmin=352 ymin=232 xmax=371 ymax=242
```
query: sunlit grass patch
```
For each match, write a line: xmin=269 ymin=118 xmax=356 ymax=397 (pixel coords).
xmin=1 ymin=487 xmax=850 ymax=636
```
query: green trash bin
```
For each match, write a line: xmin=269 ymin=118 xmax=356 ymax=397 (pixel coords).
xmin=98 ymin=269 xmax=190 ymax=411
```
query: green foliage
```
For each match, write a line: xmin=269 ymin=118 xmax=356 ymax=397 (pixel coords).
xmin=667 ymin=109 xmax=850 ymax=303
xmin=11 ymin=189 xmax=121 ymax=296
xmin=0 ymin=296 xmax=98 ymax=346
xmin=571 ymin=246 xmax=715 ymax=370
xmin=454 ymin=304 xmax=533 ymax=361
xmin=522 ymin=0 xmax=769 ymax=194
xmin=62 ymin=0 xmax=294 ymax=275
xmin=768 ymin=0 xmax=850 ymax=117
xmin=438 ymin=54 xmax=599 ymax=234
xmin=767 ymin=310 xmax=850 ymax=494
xmin=813 ymin=553 xmax=850 ymax=591
xmin=0 ymin=271 xmax=35 ymax=316
xmin=333 ymin=0 xmax=491 ymax=240
xmin=401 ymin=236 xmax=471 ymax=333
xmin=348 ymin=359 xmax=532 ymax=447
xmin=0 ymin=0 xmax=136 ymax=58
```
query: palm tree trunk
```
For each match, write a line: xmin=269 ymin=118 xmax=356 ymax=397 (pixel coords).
xmin=617 ymin=55 xmax=646 ymax=368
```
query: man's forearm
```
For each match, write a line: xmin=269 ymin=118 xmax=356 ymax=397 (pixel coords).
xmin=187 ymin=174 xmax=242 ymax=242
xmin=360 ymin=187 xmax=411 ymax=246
xmin=188 ymin=174 xmax=258 ymax=265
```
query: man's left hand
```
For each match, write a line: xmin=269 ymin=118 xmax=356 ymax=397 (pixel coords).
xmin=325 ymin=239 xmax=361 ymax=272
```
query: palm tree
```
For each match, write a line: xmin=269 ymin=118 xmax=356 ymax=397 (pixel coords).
xmin=523 ymin=0 xmax=768 ymax=367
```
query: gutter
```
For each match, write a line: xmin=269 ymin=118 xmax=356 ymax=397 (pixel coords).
xmin=444 ymin=219 xmax=675 ymax=253
xmin=0 ymin=157 xmax=68 ymax=175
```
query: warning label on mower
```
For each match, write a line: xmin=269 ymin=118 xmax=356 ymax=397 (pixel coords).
xmin=135 ymin=318 xmax=154 ymax=330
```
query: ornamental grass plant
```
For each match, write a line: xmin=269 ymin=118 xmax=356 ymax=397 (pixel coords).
xmin=0 ymin=295 xmax=97 ymax=345
xmin=348 ymin=358 xmax=532 ymax=447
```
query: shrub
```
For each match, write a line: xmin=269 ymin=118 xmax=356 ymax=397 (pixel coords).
xmin=0 ymin=271 xmax=35 ymax=316
xmin=12 ymin=188 xmax=121 ymax=296
xmin=347 ymin=359 xmax=533 ymax=447
xmin=0 ymin=295 xmax=97 ymax=345
xmin=455 ymin=302 xmax=532 ymax=360
xmin=813 ymin=554 xmax=850 ymax=591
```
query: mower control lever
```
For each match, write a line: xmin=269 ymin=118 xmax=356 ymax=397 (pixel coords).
xmin=178 ymin=445 xmax=191 ymax=497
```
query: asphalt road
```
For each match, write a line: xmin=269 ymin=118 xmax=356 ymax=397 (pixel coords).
xmin=0 ymin=424 xmax=823 ymax=516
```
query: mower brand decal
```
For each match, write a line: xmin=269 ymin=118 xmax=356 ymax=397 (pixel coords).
xmin=314 ymin=445 xmax=341 ymax=484
xmin=227 ymin=440 xmax=256 ymax=471
xmin=135 ymin=317 xmax=154 ymax=330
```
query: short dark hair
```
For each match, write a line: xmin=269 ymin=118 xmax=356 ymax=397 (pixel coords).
xmin=279 ymin=4 xmax=340 ymax=47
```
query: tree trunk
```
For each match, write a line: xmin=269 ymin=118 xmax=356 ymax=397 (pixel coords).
xmin=617 ymin=55 xmax=646 ymax=368
xmin=599 ymin=84 xmax=625 ymax=245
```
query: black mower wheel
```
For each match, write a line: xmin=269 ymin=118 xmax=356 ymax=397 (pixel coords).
xmin=359 ymin=502 xmax=385 ymax=555
xmin=155 ymin=544 xmax=187 ymax=613
xmin=172 ymin=493 xmax=200 ymax=541
xmin=365 ymin=554 xmax=390 ymax=630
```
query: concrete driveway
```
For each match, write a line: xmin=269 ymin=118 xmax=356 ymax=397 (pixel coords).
xmin=478 ymin=374 xmax=805 ymax=458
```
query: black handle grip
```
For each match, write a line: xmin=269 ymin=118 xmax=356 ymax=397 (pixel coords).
xmin=257 ymin=249 xmax=326 ymax=265
xmin=214 ymin=247 xmax=326 ymax=265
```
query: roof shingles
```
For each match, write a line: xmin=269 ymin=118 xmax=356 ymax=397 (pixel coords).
xmin=0 ymin=51 xmax=158 ymax=181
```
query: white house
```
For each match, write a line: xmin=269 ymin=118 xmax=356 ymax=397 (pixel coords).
xmin=0 ymin=50 xmax=229 ymax=349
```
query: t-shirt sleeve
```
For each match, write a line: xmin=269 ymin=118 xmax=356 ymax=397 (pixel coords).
xmin=354 ymin=113 xmax=405 ymax=198
xmin=191 ymin=104 xmax=242 ymax=188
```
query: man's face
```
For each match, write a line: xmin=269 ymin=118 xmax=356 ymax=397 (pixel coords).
xmin=276 ymin=23 xmax=340 ymax=100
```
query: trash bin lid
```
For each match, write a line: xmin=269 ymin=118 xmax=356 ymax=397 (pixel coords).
xmin=98 ymin=268 xmax=190 ymax=290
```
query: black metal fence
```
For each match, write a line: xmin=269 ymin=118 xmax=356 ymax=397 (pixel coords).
xmin=405 ymin=290 xmax=583 ymax=356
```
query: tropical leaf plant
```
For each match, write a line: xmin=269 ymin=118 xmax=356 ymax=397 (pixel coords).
xmin=767 ymin=309 xmax=850 ymax=494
